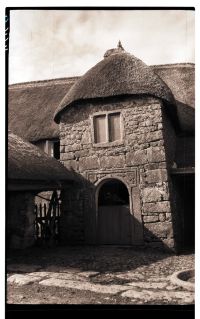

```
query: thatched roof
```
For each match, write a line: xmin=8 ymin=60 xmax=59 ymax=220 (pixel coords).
xmin=8 ymin=132 xmax=77 ymax=184
xmin=54 ymin=49 xmax=176 ymax=123
xmin=8 ymin=77 xmax=78 ymax=142
xmin=153 ymin=63 xmax=195 ymax=108
xmin=153 ymin=63 xmax=195 ymax=132
xmin=8 ymin=63 xmax=195 ymax=142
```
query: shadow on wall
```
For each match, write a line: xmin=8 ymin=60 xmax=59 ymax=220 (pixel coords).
xmin=7 ymin=169 xmax=195 ymax=262
xmin=171 ymin=174 xmax=195 ymax=253
xmin=7 ymin=185 xmax=176 ymax=273
xmin=176 ymin=100 xmax=195 ymax=132
xmin=7 ymin=175 xmax=190 ymax=273
xmin=58 ymin=173 xmax=177 ymax=253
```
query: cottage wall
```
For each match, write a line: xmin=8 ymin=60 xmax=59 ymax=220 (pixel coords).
xmin=7 ymin=192 xmax=35 ymax=249
xmin=59 ymin=96 xmax=175 ymax=249
xmin=162 ymin=110 xmax=177 ymax=169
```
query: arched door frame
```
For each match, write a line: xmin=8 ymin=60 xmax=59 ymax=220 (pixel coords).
xmin=95 ymin=176 xmax=133 ymax=245
xmin=94 ymin=176 xmax=143 ymax=245
xmin=95 ymin=176 xmax=134 ymax=222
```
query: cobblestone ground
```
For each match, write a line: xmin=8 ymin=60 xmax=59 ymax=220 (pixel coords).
xmin=6 ymin=246 xmax=195 ymax=305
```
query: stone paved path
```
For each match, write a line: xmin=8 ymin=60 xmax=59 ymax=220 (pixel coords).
xmin=6 ymin=246 xmax=195 ymax=305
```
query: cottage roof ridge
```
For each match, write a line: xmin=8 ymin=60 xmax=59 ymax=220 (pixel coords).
xmin=9 ymin=77 xmax=80 ymax=90
xmin=152 ymin=63 xmax=194 ymax=69
xmin=8 ymin=61 xmax=194 ymax=142
xmin=8 ymin=63 xmax=194 ymax=89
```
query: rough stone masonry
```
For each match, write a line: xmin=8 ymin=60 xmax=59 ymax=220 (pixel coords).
xmin=59 ymin=95 xmax=176 ymax=249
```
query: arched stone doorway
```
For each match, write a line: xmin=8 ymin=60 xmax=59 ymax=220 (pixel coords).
xmin=97 ymin=178 xmax=132 ymax=245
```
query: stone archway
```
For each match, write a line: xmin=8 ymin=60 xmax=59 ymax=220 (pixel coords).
xmin=97 ymin=178 xmax=132 ymax=245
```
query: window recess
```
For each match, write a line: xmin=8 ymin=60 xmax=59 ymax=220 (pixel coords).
xmin=93 ymin=112 xmax=122 ymax=144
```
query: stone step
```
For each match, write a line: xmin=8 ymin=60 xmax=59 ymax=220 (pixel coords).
xmin=39 ymin=278 xmax=132 ymax=295
xmin=127 ymin=281 xmax=167 ymax=289
xmin=121 ymin=289 xmax=194 ymax=303
xmin=7 ymin=274 xmax=43 ymax=286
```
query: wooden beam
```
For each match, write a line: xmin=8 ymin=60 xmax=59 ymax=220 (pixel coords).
xmin=171 ymin=167 xmax=195 ymax=175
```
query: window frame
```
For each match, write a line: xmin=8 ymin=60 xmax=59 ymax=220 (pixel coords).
xmin=91 ymin=110 xmax=124 ymax=147
xmin=34 ymin=139 xmax=60 ymax=159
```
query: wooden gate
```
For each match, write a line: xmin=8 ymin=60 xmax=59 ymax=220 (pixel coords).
xmin=34 ymin=191 xmax=61 ymax=245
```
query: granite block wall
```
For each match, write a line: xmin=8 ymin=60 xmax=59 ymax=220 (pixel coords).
xmin=59 ymin=96 xmax=175 ymax=249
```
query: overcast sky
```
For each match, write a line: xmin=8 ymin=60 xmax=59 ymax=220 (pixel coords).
xmin=8 ymin=9 xmax=195 ymax=84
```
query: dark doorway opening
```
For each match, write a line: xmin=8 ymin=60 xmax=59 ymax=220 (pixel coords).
xmin=97 ymin=179 xmax=131 ymax=245
xmin=173 ymin=174 xmax=195 ymax=252
xmin=98 ymin=179 xmax=129 ymax=206
xmin=53 ymin=140 xmax=60 ymax=160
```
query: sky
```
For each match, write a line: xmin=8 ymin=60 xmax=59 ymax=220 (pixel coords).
xmin=8 ymin=9 xmax=195 ymax=84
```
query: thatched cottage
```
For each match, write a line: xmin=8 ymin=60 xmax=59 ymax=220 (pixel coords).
xmin=8 ymin=44 xmax=195 ymax=252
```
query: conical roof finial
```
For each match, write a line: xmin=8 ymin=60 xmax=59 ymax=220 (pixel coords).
xmin=104 ymin=41 xmax=125 ymax=58
xmin=117 ymin=40 xmax=124 ymax=50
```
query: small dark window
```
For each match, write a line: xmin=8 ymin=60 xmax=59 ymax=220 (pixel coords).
xmin=53 ymin=141 xmax=60 ymax=160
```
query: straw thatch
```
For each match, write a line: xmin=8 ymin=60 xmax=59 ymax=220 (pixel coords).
xmin=8 ymin=77 xmax=78 ymax=142
xmin=153 ymin=63 xmax=195 ymax=132
xmin=54 ymin=51 xmax=176 ymax=123
xmin=153 ymin=63 xmax=195 ymax=108
xmin=8 ymin=63 xmax=194 ymax=141
xmin=8 ymin=131 xmax=77 ymax=182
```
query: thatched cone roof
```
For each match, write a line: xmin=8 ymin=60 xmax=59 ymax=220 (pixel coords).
xmin=8 ymin=131 xmax=77 ymax=183
xmin=54 ymin=45 xmax=176 ymax=123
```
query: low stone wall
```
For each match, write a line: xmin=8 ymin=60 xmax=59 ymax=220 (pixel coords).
xmin=7 ymin=192 xmax=35 ymax=249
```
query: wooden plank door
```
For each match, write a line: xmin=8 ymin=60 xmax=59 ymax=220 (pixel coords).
xmin=97 ymin=205 xmax=131 ymax=244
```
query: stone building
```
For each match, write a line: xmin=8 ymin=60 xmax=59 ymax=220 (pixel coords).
xmin=8 ymin=44 xmax=195 ymax=252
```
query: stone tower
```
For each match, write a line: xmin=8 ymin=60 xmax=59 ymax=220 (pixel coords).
xmin=54 ymin=45 xmax=178 ymax=250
